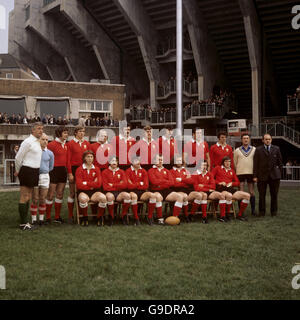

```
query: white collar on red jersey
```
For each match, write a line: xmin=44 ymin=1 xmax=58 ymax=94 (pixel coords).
xmin=217 ymin=142 xmax=227 ymax=149
xmin=162 ymin=135 xmax=172 ymax=143
xmin=142 ymin=137 xmax=155 ymax=145
xmin=153 ymin=165 xmax=164 ymax=171
xmin=192 ymin=138 xmax=204 ymax=145
xmin=109 ymin=166 xmax=119 ymax=172
xmin=120 ymin=134 xmax=134 ymax=142
xmin=131 ymin=165 xmax=141 ymax=172
xmin=173 ymin=166 xmax=184 ymax=172
xmin=83 ymin=163 xmax=95 ymax=170
xmin=197 ymin=169 xmax=208 ymax=176
xmin=221 ymin=165 xmax=231 ymax=172
xmin=55 ymin=137 xmax=66 ymax=147
xmin=74 ymin=138 xmax=85 ymax=145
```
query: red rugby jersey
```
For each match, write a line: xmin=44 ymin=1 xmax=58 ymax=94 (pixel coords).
xmin=67 ymin=139 xmax=91 ymax=173
xmin=75 ymin=164 xmax=102 ymax=190
xmin=170 ymin=167 xmax=192 ymax=188
xmin=211 ymin=166 xmax=240 ymax=187
xmin=102 ymin=167 xmax=128 ymax=192
xmin=184 ymin=140 xmax=209 ymax=166
xmin=192 ymin=171 xmax=216 ymax=192
xmin=126 ymin=166 xmax=149 ymax=191
xmin=129 ymin=138 xmax=158 ymax=165
xmin=148 ymin=166 xmax=174 ymax=191
xmin=111 ymin=135 xmax=136 ymax=165
xmin=90 ymin=142 xmax=114 ymax=170
xmin=158 ymin=136 xmax=178 ymax=165
xmin=47 ymin=139 xmax=68 ymax=167
xmin=210 ymin=143 xmax=234 ymax=169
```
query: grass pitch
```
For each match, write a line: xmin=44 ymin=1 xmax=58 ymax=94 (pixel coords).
xmin=0 ymin=188 xmax=299 ymax=300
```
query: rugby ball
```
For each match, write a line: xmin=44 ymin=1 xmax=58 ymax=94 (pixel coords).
xmin=165 ymin=216 xmax=180 ymax=226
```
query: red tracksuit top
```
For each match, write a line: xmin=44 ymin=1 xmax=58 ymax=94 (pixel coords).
xmin=75 ymin=164 xmax=102 ymax=191
xmin=126 ymin=166 xmax=149 ymax=191
xmin=130 ymin=138 xmax=159 ymax=165
xmin=148 ymin=166 xmax=174 ymax=191
xmin=210 ymin=143 xmax=234 ymax=170
xmin=158 ymin=136 xmax=178 ymax=165
xmin=102 ymin=167 xmax=128 ymax=192
xmin=192 ymin=171 xmax=216 ymax=192
xmin=212 ymin=166 xmax=240 ymax=187
xmin=67 ymin=139 xmax=91 ymax=173
xmin=90 ymin=142 xmax=114 ymax=170
xmin=184 ymin=140 xmax=209 ymax=166
xmin=170 ymin=167 xmax=192 ymax=189
xmin=47 ymin=139 xmax=68 ymax=167
xmin=111 ymin=135 xmax=136 ymax=166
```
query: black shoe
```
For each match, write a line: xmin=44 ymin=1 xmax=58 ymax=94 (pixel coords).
xmin=202 ymin=218 xmax=208 ymax=224
xmin=237 ymin=216 xmax=248 ymax=222
xmin=97 ymin=217 xmax=104 ymax=227
xmin=54 ymin=217 xmax=64 ymax=224
xmin=184 ymin=216 xmax=190 ymax=223
xmin=45 ymin=219 xmax=51 ymax=225
xmin=32 ymin=221 xmax=39 ymax=226
xmin=188 ymin=214 xmax=194 ymax=222
xmin=146 ymin=217 xmax=154 ymax=226
xmin=134 ymin=219 xmax=141 ymax=226
xmin=108 ymin=216 xmax=114 ymax=226
xmin=251 ymin=211 xmax=257 ymax=216
xmin=157 ymin=218 xmax=164 ymax=225
xmin=271 ymin=212 xmax=277 ymax=217
xmin=122 ymin=216 xmax=129 ymax=226
xmin=68 ymin=218 xmax=74 ymax=224
xmin=259 ymin=212 xmax=265 ymax=217
xmin=226 ymin=215 xmax=231 ymax=222
xmin=39 ymin=220 xmax=45 ymax=226
xmin=218 ymin=217 xmax=227 ymax=223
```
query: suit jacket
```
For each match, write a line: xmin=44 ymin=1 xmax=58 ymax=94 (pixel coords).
xmin=253 ymin=145 xmax=283 ymax=181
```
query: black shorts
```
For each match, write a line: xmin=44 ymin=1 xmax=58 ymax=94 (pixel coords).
xmin=151 ymin=189 xmax=172 ymax=199
xmin=171 ymin=187 xmax=193 ymax=194
xmin=129 ymin=189 xmax=147 ymax=200
xmin=237 ymin=174 xmax=254 ymax=183
xmin=77 ymin=189 xmax=101 ymax=199
xmin=71 ymin=165 xmax=79 ymax=180
xmin=205 ymin=191 xmax=214 ymax=198
xmin=104 ymin=190 xmax=123 ymax=200
xmin=50 ymin=166 xmax=67 ymax=184
xmin=18 ymin=166 xmax=39 ymax=188
xmin=216 ymin=185 xmax=237 ymax=194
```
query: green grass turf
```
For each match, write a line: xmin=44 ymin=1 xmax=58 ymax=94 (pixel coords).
xmin=0 ymin=188 xmax=299 ymax=300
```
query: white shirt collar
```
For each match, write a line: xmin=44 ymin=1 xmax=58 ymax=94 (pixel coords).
xmin=221 ymin=165 xmax=231 ymax=172
xmin=173 ymin=166 xmax=184 ymax=171
xmin=192 ymin=138 xmax=203 ymax=145
xmin=83 ymin=163 xmax=95 ymax=170
xmin=30 ymin=134 xmax=39 ymax=142
xmin=142 ymin=137 xmax=154 ymax=145
xmin=197 ymin=169 xmax=208 ymax=176
xmin=217 ymin=142 xmax=227 ymax=148
xmin=74 ymin=138 xmax=84 ymax=144
xmin=153 ymin=165 xmax=164 ymax=171
xmin=109 ymin=166 xmax=119 ymax=172
xmin=131 ymin=165 xmax=141 ymax=171
xmin=162 ymin=135 xmax=171 ymax=142
xmin=55 ymin=137 xmax=66 ymax=146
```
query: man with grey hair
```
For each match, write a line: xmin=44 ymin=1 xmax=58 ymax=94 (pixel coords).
xmin=15 ymin=122 xmax=44 ymax=230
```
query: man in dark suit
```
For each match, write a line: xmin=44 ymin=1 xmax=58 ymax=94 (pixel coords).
xmin=253 ymin=134 xmax=283 ymax=217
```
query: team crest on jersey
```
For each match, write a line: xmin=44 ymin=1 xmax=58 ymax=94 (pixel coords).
xmin=207 ymin=176 xmax=209 ymax=180
xmin=226 ymin=148 xmax=229 ymax=152
xmin=84 ymin=145 xmax=87 ymax=149
xmin=92 ymin=172 xmax=96 ymax=177
xmin=118 ymin=174 xmax=120 ymax=178
xmin=230 ymin=171 xmax=233 ymax=175
xmin=164 ymin=171 xmax=166 ymax=174
xmin=139 ymin=173 xmax=142 ymax=177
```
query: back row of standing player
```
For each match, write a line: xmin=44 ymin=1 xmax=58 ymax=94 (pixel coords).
xmin=43 ymin=125 xmax=254 ymax=226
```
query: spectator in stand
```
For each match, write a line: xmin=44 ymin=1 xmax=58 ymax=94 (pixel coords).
xmin=78 ymin=115 xmax=86 ymax=127
xmin=285 ymin=159 xmax=293 ymax=180
xmin=296 ymin=85 xmax=300 ymax=99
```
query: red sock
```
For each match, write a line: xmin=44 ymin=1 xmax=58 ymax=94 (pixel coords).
xmin=156 ymin=202 xmax=163 ymax=218
xmin=79 ymin=203 xmax=88 ymax=217
xmin=45 ymin=200 xmax=53 ymax=220
xmin=67 ymin=197 xmax=74 ymax=219
xmin=121 ymin=200 xmax=131 ymax=218
xmin=226 ymin=201 xmax=232 ymax=215
xmin=201 ymin=200 xmax=207 ymax=218
xmin=91 ymin=203 xmax=98 ymax=216
xmin=97 ymin=203 xmax=106 ymax=218
xmin=131 ymin=200 xmax=139 ymax=220
xmin=173 ymin=202 xmax=183 ymax=217
xmin=55 ymin=198 xmax=63 ymax=220
xmin=148 ymin=201 xmax=156 ymax=219
xmin=108 ymin=202 xmax=114 ymax=219
xmin=191 ymin=199 xmax=201 ymax=215
xmin=39 ymin=204 xmax=46 ymax=219
xmin=238 ymin=199 xmax=249 ymax=217
xmin=183 ymin=202 xmax=189 ymax=217
xmin=30 ymin=204 xmax=38 ymax=217
xmin=219 ymin=200 xmax=226 ymax=218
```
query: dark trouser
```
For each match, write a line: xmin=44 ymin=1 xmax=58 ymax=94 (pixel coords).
xmin=257 ymin=179 xmax=280 ymax=215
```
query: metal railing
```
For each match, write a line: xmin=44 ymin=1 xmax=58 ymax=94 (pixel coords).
xmin=157 ymin=35 xmax=192 ymax=56
xmin=157 ymin=79 xmax=198 ymax=98
xmin=287 ymin=97 xmax=300 ymax=113
xmin=281 ymin=166 xmax=300 ymax=181
xmin=130 ymin=103 xmax=224 ymax=123
xmin=248 ymin=122 xmax=300 ymax=146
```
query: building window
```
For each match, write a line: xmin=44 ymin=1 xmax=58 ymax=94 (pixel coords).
xmin=36 ymin=100 xmax=70 ymax=120
xmin=6 ymin=73 xmax=13 ymax=79
xmin=0 ymin=144 xmax=4 ymax=166
xmin=0 ymin=98 xmax=26 ymax=116
xmin=79 ymin=100 xmax=112 ymax=113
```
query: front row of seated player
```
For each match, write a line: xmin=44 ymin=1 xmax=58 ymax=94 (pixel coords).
xmin=75 ymin=150 xmax=250 ymax=226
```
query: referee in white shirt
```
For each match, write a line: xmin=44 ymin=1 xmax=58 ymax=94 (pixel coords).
xmin=15 ymin=122 xmax=44 ymax=230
